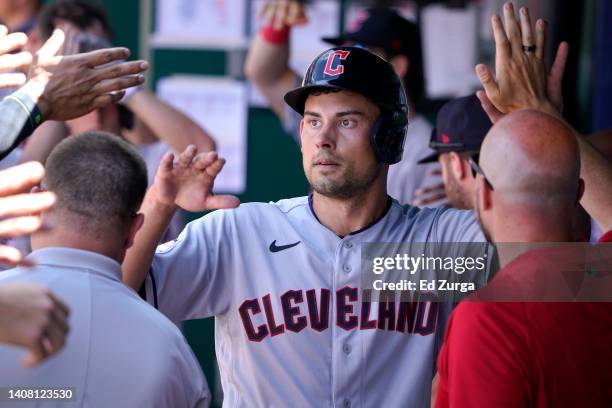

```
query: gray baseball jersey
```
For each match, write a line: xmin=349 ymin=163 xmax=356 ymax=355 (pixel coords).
xmin=144 ymin=196 xmax=485 ymax=407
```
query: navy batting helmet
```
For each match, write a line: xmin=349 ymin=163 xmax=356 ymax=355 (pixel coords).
xmin=284 ymin=46 xmax=409 ymax=164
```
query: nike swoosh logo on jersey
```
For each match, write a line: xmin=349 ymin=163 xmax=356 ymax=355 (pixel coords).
xmin=269 ymin=240 xmax=301 ymax=253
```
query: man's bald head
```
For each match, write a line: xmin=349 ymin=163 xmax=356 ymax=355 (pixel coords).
xmin=481 ymin=110 xmax=580 ymax=207
xmin=476 ymin=110 xmax=583 ymax=242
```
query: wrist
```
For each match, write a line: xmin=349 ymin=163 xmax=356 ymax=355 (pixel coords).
xmin=146 ymin=184 xmax=177 ymax=214
xmin=535 ymin=100 xmax=561 ymax=118
xmin=19 ymin=80 xmax=47 ymax=118
xmin=261 ymin=24 xmax=290 ymax=44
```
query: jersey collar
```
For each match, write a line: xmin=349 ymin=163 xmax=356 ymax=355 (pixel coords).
xmin=308 ymin=193 xmax=393 ymax=238
xmin=25 ymin=247 xmax=123 ymax=282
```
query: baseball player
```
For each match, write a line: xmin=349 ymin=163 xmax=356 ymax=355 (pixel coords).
xmin=245 ymin=2 xmax=444 ymax=207
xmin=417 ymin=94 xmax=492 ymax=210
xmin=124 ymin=47 xmax=490 ymax=407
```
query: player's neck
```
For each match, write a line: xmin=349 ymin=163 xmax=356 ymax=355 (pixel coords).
xmin=311 ymin=182 xmax=389 ymax=237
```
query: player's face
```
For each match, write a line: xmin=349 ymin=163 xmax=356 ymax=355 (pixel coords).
xmin=300 ymin=89 xmax=383 ymax=198
xmin=439 ymin=154 xmax=472 ymax=209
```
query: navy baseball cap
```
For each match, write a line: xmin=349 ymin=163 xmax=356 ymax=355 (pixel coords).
xmin=322 ymin=8 xmax=419 ymax=58
xmin=418 ymin=94 xmax=492 ymax=164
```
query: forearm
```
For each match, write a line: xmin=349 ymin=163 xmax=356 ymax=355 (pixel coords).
xmin=0 ymin=88 xmax=44 ymax=159
xmin=535 ymin=103 xmax=612 ymax=230
xmin=126 ymin=89 xmax=215 ymax=153
xmin=245 ymin=33 xmax=291 ymax=85
xmin=19 ymin=121 xmax=66 ymax=164
xmin=244 ymin=33 xmax=297 ymax=120
xmin=575 ymin=135 xmax=612 ymax=231
xmin=122 ymin=185 xmax=177 ymax=291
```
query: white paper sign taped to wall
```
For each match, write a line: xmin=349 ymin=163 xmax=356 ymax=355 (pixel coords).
xmin=157 ymin=75 xmax=248 ymax=193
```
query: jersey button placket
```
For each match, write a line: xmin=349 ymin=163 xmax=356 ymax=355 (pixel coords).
xmin=342 ymin=343 xmax=351 ymax=355
xmin=343 ymin=398 xmax=351 ymax=408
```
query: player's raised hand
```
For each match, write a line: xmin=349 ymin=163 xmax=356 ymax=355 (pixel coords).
xmin=258 ymin=0 xmax=308 ymax=30
xmin=474 ymin=3 xmax=567 ymax=121
xmin=21 ymin=28 xmax=149 ymax=122
xmin=153 ymin=145 xmax=240 ymax=212
xmin=0 ymin=283 xmax=70 ymax=367
xmin=0 ymin=162 xmax=56 ymax=267
xmin=0 ymin=25 xmax=33 ymax=89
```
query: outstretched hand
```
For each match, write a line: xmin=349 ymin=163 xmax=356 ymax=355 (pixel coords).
xmin=22 ymin=28 xmax=149 ymax=121
xmin=0 ymin=162 xmax=56 ymax=267
xmin=0 ymin=25 xmax=33 ymax=89
xmin=0 ymin=283 xmax=70 ymax=367
xmin=258 ymin=0 xmax=308 ymax=30
xmin=475 ymin=2 xmax=569 ymax=122
xmin=153 ymin=145 xmax=240 ymax=212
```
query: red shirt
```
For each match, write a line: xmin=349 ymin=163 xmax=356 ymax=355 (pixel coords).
xmin=436 ymin=248 xmax=612 ymax=408
xmin=598 ymin=230 xmax=612 ymax=243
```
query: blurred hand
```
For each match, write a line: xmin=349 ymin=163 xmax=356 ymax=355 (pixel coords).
xmin=413 ymin=169 xmax=447 ymax=207
xmin=22 ymin=29 xmax=149 ymax=121
xmin=258 ymin=0 xmax=308 ymax=30
xmin=55 ymin=22 xmax=80 ymax=56
xmin=0 ymin=25 xmax=33 ymax=88
xmin=0 ymin=283 xmax=69 ymax=367
xmin=475 ymin=3 xmax=567 ymax=122
xmin=152 ymin=145 xmax=240 ymax=212
xmin=0 ymin=162 xmax=56 ymax=267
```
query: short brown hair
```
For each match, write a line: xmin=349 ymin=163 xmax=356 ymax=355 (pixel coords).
xmin=44 ymin=131 xmax=147 ymax=232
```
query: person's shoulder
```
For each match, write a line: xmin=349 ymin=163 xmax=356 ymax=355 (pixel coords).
xmin=453 ymin=297 xmax=526 ymax=332
xmin=190 ymin=196 xmax=309 ymax=229
xmin=0 ymin=268 xmax=27 ymax=282
xmin=207 ymin=196 xmax=308 ymax=217
xmin=117 ymin=288 xmax=189 ymax=339
xmin=392 ymin=201 xmax=470 ymax=226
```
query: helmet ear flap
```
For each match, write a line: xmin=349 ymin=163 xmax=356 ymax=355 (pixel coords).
xmin=371 ymin=111 xmax=408 ymax=164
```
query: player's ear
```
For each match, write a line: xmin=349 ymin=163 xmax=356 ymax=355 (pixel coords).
xmin=576 ymin=178 xmax=585 ymax=205
xmin=125 ymin=213 xmax=145 ymax=249
xmin=478 ymin=177 xmax=493 ymax=211
xmin=299 ymin=119 xmax=305 ymax=153
xmin=449 ymin=152 xmax=466 ymax=180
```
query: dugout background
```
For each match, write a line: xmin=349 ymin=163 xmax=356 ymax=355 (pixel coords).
xmin=49 ymin=0 xmax=608 ymax=406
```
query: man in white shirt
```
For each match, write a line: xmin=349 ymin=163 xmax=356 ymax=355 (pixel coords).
xmin=0 ymin=131 xmax=210 ymax=407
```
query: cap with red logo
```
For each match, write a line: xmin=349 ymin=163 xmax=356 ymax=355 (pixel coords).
xmin=322 ymin=8 xmax=419 ymax=59
xmin=418 ymin=94 xmax=492 ymax=164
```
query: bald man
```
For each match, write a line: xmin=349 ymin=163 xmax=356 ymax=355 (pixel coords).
xmin=435 ymin=110 xmax=612 ymax=407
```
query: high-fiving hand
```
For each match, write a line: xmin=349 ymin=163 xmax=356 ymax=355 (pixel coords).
xmin=257 ymin=0 xmax=308 ymax=30
xmin=23 ymin=29 xmax=149 ymax=121
xmin=475 ymin=2 xmax=568 ymax=122
xmin=153 ymin=146 xmax=240 ymax=212
xmin=0 ymin=25 xmax=33 ymax=89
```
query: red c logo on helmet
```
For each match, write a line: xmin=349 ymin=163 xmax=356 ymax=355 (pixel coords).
xmin=323 ymin=50 xmax=350 ymax=76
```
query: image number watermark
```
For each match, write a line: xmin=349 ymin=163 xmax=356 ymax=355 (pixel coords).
xmin=0 ymin=388 xmax=75 ymax=401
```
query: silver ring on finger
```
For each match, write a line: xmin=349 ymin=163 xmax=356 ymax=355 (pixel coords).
xmin=522 ymin=44 xmax=536 ymax=52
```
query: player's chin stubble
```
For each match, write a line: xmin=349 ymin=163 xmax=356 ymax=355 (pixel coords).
xmin=307 ymin=162 xmax=382 ymax=199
